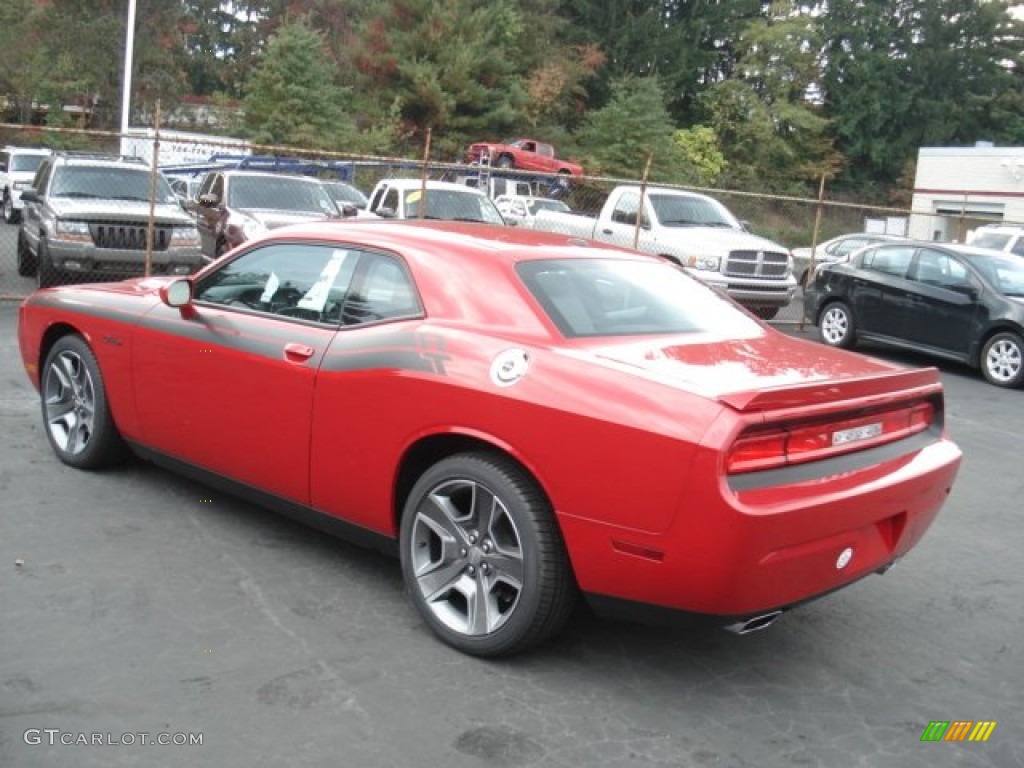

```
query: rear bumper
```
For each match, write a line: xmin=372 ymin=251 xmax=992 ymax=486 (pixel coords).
xmin=559 ymin=436 xmax=961 ymax=617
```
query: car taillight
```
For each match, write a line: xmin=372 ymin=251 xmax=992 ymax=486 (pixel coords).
xmin=727 ymin=401 xmax=934 ymax=474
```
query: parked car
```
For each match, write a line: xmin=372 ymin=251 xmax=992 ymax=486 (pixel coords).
xmin=17 ymin=221 xmax=961 ymax=656
xmin=464 ymin=138 xmax=584 ymax=176
xmin=17 ymin=152 xmax=203 ymax=287
xmin=804 ymin=239 xmax=1024 ymax=387
xmin=1 ymin=145 xmax=52 ymax=223
xmin=495 ymin=195 xmax=572 ymax=228
xmin=366 ymin=178 xmax=506 ymax=224
xmin=191 ymin=169 xmax=346 ymax=259
xmin=532 ymin=184 xmax=796 ymax=318
xmin=966 ymin=224 xmax=1024 ymax=257
xmin=791 ymin=232 xmax=908 ymax=286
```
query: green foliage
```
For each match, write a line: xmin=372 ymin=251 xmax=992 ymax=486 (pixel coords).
xmin=575 ymin=75 xmax=691 ymax=182
xmin=671 ymin=127 xmax=727 ymax=187
xmin=241 ymin=19 xmax=356 ymax=150
xmin=823 ymin=0 xmax=1024 ymax=186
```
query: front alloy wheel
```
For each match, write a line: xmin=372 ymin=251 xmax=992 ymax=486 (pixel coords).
xmin=400 ymin=453 xmax=575 ymax=657
xmin=819 ymin=301 xmax=856 ymax=349
xmin=41 ymin=335 xmax=125 ymax=468
xmin=981 ymin=332 xmax=1024 ymax=388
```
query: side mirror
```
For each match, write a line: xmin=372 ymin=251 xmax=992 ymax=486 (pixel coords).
xmin=21 ymin=188 xmax=39 ymax=204
xmin=340 ymin=203 xmax=359 ymax=218
xmin=160 ymin=279 xmax=194 ymax=310
xmin=375 ymin=206 xmax=396 ymax=219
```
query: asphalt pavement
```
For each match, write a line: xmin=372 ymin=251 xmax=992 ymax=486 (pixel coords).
xmin=0 ymin=232 xmax=1022 ymax=767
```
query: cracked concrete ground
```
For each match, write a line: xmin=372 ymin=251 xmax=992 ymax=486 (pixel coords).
xmin=0 ymin=290 xmax=1021 ymax=767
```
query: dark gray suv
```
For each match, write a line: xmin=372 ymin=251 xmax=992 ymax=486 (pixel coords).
xmin=17 ymin=153 xmax=203 ymax=288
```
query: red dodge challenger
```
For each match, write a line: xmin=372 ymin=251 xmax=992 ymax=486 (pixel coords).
xmin=18 ymin=221 xmax=962 ymax=656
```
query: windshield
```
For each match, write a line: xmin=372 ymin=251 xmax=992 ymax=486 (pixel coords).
xmin=12 ymin=154 xmax=47 ymax=173
xmin=517 ymin=258 xmax=759 ymax=338
xmin=649 ymin=193 xmax=740 ymax=229
xmin=527 ymin=199 xmax=571 ymax=215
xmin=50 ymin=166 xmax=177 ymax=203
xmin=229 ymin=176 xmax=340 ymax=214
xmin=963 ymin=251 xmax=1024 ymax=296
xmin=970 ymin=233 xmax=1012 ymax=251
xmin=403 ymin=189 xmax=505 ymax=224
xmin=323 ymin=181 xmax=368 ymax=208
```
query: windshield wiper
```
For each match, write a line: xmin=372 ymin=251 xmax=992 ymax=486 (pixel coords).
xmin=55 ymin=192 xmax=102 ymax=199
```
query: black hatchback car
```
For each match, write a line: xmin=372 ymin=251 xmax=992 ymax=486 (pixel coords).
xmin=804 ymin=240 xmax=1024 ymax=388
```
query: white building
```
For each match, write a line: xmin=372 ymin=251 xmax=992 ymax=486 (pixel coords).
xmin=910 ymin=144 xmax=1024 ymax=242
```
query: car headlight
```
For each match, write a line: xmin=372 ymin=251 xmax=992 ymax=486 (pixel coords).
xmin=681 ymin=254 xmax=721 ymax=271
xmin=53 ymin=219 xmax=92 ymax=243
xmin=170 ymin=226 xmax=201 ymax=247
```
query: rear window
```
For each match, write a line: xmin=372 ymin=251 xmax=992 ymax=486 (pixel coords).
xmin=517 ymin=258 xmax=759 ymax=338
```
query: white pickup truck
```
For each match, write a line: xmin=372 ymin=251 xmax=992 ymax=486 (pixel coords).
xmin=533 ymin=185 xmax=796 ymax=318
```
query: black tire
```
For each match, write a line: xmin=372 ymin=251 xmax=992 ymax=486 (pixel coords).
xmin=752 ymin=306 xmax=779 ymax=321
xmin=818 ymin=300 xmax=856 ymax=349
xmin=496 ymin=155 xmax=514 ymax=169
xmin=17 ymin=228 xmax=36 ymax=277
xmin=36 ymin=238 xmax=58 ymax=288
xmin=980 ymin=331 xmax=1024 ymax=388
xmin=2 ymin=190 xmax=17 ymax=224
xmin=40 ymin=335 xmax=126 ymax=469
xmin=400 ymin=452 xmax=576 ymax=657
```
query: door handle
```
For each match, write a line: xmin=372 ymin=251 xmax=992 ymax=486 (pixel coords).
xmin=601 ymin=229 xmax=614 ymax=235
xmin=284 ymin=342 xmax=315 ymax=361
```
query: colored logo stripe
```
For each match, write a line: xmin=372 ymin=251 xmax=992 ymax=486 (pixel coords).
xmin=920 ymin=720 xmax=997 ymax=742
xmin=969 ymin=722 xmax=997 ymax=742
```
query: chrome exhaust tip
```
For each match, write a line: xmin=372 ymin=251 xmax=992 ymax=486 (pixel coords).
xmin=723 ymin=610 xmax=783 ymax=635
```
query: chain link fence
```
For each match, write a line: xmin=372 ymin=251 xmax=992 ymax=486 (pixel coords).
xmin=1 ymin=124 xmax=1008 ymax=326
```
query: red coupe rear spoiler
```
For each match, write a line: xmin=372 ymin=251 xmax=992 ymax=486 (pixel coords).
xmin=717 ymin=367 xmax=944 ymax=414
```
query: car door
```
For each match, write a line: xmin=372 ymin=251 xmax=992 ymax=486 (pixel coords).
xmin=901 ymin=247 xmax=980 ymax=356
xmin=849 ymin=244 xmax=917 ymax=337
xmin=309 ymin=250 xmax=427 ymax=533
xmin=132 ymin=241 xmax=358 ymax=504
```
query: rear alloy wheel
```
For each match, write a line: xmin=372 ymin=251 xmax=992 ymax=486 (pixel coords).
xmin=17 ymin=229 xmax=36 ymax=276
xmin=41 ymin=335 xmax=126 ymax=468
xmin=496 ymin=155 xmax=514 ymax=169
xmin=400 ymin=452 xmax=575 ymax=657
xmin=819 ymin=301 xmax=856 ymax=349
xmin=980 ymin=332 xmax=1024 ymax=388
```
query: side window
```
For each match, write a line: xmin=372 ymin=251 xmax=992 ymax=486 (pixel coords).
xmin=32 ymin=161 xmax=52 ymax=193
xmin=611 ymin=192 xmax=640 ymax=225
xmin=863 ymin=246 xmax=914 ymax=278
xmin=912 ymin=249 xmax=970 ymax=290
xmin=342 ymin=254 xmax=421 ymax=325
xmin=194 ymin=243 xmax=359 ymax=325
xmin=1011 ymin=237 xmax=1024 ymax=258
xmin=198 ymin=172 xmax=216 ymax=197
xmin=210 ymin=174 xmax=224 ymax=202
xmin=382 ymin=188 xmax=400 ymax=215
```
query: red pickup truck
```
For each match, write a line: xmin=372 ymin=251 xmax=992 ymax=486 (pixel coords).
xmin=465 ymin=138 xmax=583 ymax=176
